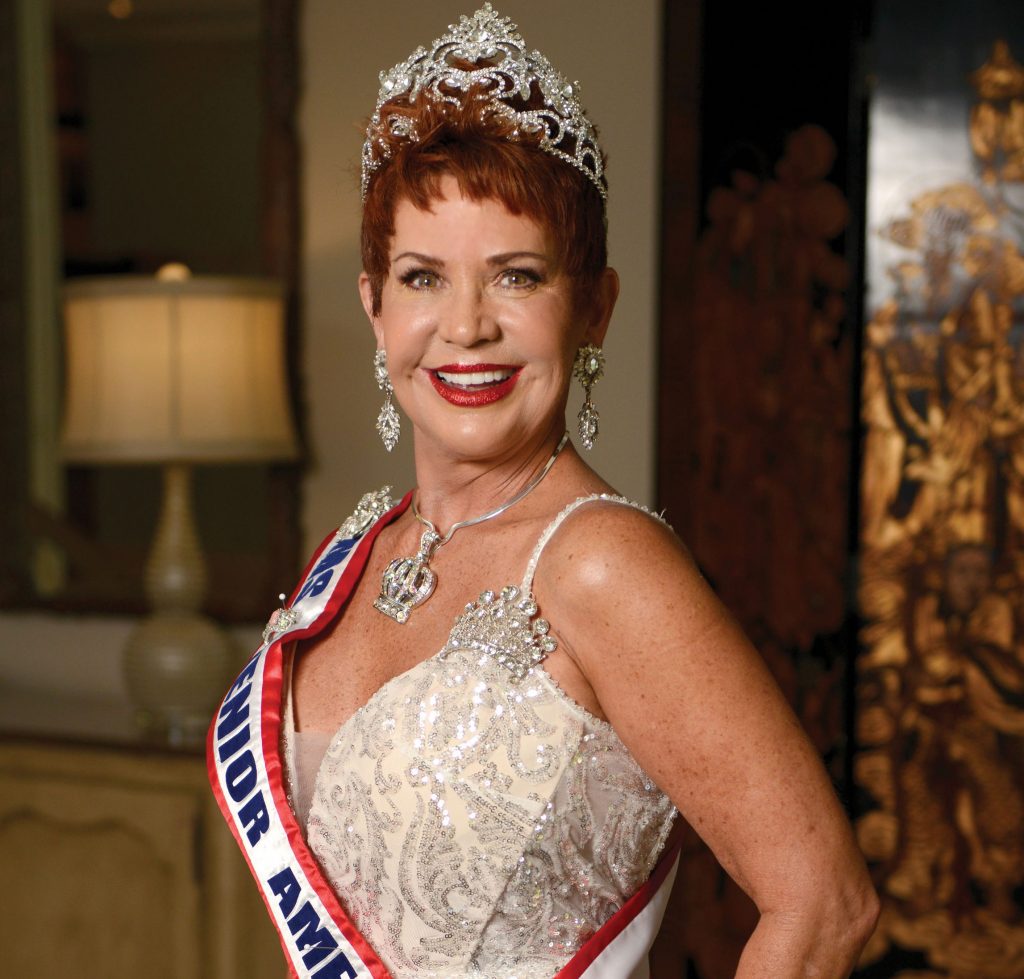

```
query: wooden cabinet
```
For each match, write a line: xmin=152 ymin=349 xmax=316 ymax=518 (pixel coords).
xmin=0 ymin=739 xmax=282 ymax=979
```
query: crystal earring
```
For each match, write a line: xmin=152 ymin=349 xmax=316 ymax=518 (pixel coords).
xmin=374 ymin=349 xmax=400 ymax=451
xmin=572 ymin=344 xmax=605 ymax=450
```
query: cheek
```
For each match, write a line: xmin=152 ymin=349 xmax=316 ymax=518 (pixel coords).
xmin=522 ymin=338 xmax=574 ymax=383
xmin=517 ymin=302 xmax=579 ymax=359
xmin=378 ymin=308 xmax=431 ymax=360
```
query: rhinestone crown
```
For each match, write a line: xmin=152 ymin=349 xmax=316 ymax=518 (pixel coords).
xmin=440 ymin=584 xmax=558 ymax=681
xmin=361 ymin=3 xmax=607 ymax=205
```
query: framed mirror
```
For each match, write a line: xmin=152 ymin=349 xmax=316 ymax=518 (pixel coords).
xmin=0 ymin=0 xmax=301 ymax=622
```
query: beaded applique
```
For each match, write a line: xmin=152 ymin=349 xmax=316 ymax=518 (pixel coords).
xmin=440 ymin=584 xmax=557 ymax=681
xmin=340 ymin=485 xmax=394 ymax=538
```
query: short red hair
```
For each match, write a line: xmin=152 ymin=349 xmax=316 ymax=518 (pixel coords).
xmin=361 ymin=92 xmax=608 ymax=316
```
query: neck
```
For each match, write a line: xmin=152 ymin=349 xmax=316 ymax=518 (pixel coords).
xmin=412 ymin=423 xmax=568 ymax=533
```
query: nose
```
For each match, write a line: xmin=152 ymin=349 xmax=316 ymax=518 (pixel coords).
xmin=437 ymin=283 xmax=500 ymax=347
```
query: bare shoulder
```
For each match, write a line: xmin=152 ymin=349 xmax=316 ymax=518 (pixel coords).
xmin=532 ymin=497 xmax=720 ymax=638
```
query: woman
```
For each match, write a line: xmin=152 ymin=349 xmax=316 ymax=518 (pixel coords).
xmin=209 ymin=6 xmax=879 ymax=978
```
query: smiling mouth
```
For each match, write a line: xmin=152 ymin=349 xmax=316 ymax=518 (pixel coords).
xmin=433 ymin=366 xmax=519 ymax=390
xmin=428 ymin=363 xmax=522 ymax=406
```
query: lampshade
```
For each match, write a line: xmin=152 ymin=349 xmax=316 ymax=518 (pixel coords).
xmin=61 ymin=273 xmax=298 ymax=464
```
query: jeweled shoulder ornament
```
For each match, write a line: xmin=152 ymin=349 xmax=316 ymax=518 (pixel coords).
xmin=360 ymin=3 xmax=607 ymax=205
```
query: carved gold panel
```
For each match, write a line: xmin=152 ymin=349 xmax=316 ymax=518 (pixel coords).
xmin=856 ymin=36 xmax=1024 ymax=979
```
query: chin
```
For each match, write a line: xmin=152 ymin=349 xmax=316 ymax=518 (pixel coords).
xmin=415 ymin=415 xmax=549 ymax=462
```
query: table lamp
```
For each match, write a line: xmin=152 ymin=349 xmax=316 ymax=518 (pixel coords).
xmin=61 ymin=264 xmax=298 ymax=744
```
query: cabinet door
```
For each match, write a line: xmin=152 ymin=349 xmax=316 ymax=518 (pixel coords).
xmin=0 ymin=745 xmax=204 ymax=979
xmin=0 ymin=741 xmax=285 ymax=978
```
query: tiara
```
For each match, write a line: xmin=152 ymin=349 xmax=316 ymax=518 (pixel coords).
xmin=360 ymin=3 xmax=607 ymax=204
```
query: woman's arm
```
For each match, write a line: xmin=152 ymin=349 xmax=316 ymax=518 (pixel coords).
xmin=536 ymin=504 xmax=879 ymax=979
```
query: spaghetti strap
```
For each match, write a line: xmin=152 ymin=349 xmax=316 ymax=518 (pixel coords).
xmin=520 ymin=493 xmax=665 ymax=594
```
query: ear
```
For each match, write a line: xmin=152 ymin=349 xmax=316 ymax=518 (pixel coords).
xmin=358 ymin=271 xmax=384 ymax=347
xmin=583 ymin=267 xmax=619 ymax=347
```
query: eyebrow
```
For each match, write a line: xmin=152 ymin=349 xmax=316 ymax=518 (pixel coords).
xmin=390 ymin=250 xmax=549 ymax=266
xmin=486 ymin=251 xmax=548 ymax=265
xmin=392 ymin=251 xmax=444 ymax=266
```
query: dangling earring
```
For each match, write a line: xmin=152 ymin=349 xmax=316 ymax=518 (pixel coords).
xmin=573 ymin=344 xmax=605 ymax=450
xmin=374 ymin=349 xmax=400 ymax=451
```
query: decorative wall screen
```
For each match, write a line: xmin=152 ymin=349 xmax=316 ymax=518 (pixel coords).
xmin=855 ymin=4 xmax=1024 ymax=975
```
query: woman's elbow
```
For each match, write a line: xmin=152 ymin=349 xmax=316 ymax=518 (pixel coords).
xmin=788 ymin=849 xmax=881 ymax=952
xmin=815 ymin=814 xmax=882 ymax=948
xmin=813 ymin=860 xmax=880 ymax=957
xmin=846 ymin=875 xmax=881 ymax=946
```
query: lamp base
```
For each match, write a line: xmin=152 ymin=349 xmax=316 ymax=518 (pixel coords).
xmin=123 ymin=611 xmax=235 ymax=747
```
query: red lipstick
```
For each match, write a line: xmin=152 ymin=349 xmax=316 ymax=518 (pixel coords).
xmin=427 ymin=363 xmax=521 ymax=407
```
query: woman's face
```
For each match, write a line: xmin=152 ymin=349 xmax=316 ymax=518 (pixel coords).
xmin=360 ymin=175 xmax=612 ymax=465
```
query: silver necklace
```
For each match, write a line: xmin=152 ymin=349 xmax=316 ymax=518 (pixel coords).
xmin=374 ymin=432 xmax=569 ymax=624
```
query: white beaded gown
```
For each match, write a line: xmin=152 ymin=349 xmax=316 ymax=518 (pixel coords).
xmin=283 ymin=495 xmax=678 ymax=979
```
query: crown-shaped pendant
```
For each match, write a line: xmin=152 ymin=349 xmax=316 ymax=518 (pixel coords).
xmin=374 ymin=528 xmax=443 ymax=623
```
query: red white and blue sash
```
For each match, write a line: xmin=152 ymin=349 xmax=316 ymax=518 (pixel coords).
xmin=207 ymin=493 xmax=681 ymax=979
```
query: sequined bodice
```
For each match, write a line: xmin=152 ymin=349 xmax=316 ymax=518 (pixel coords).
xmin=289 ymin=495 xmax=677 ymax=979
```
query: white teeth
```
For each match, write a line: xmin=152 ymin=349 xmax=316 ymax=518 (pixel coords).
xmin=436 ymin=368 xmax=514 ymax=387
